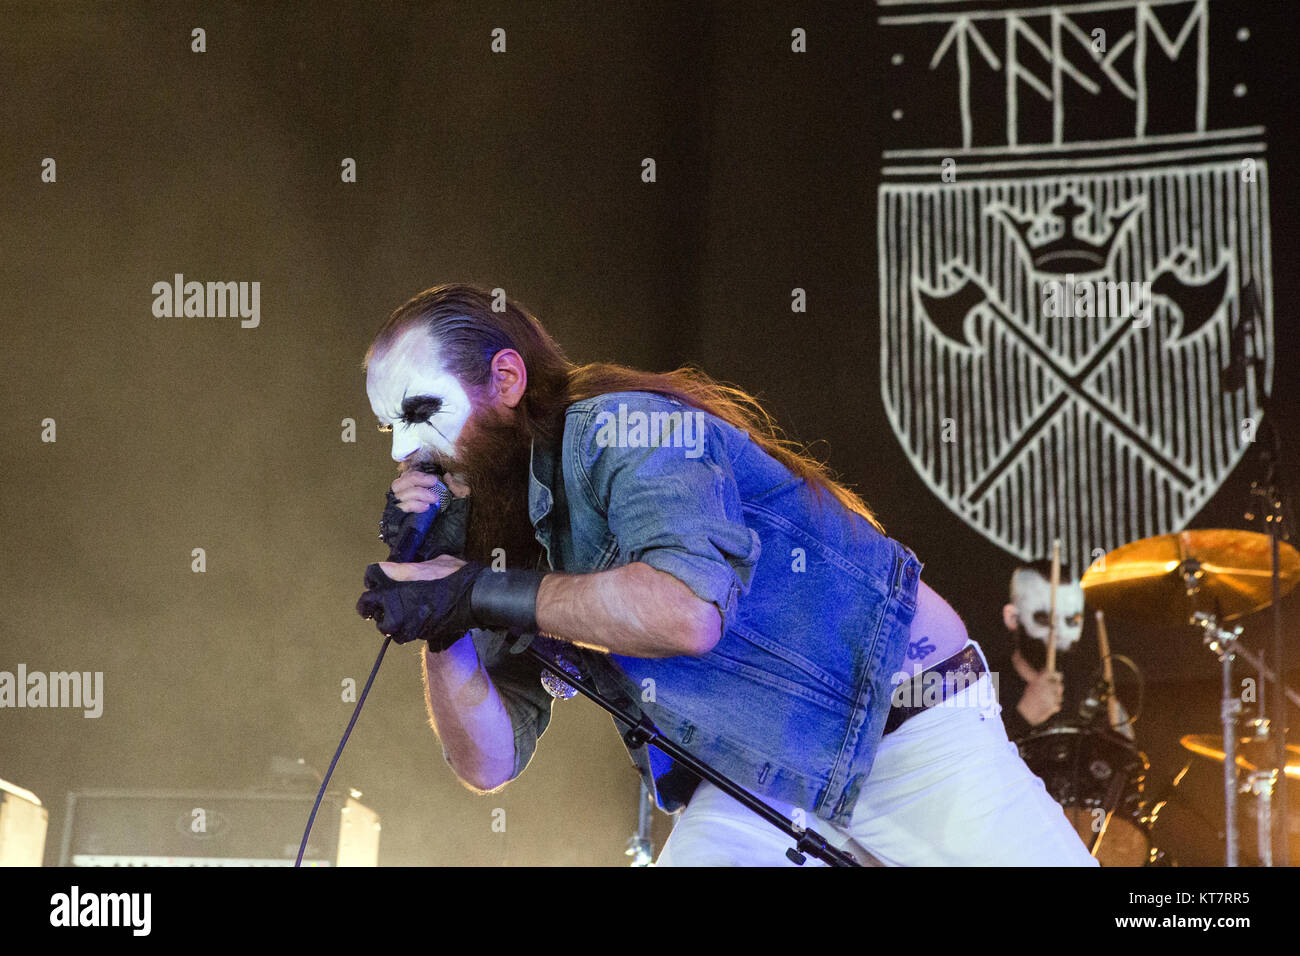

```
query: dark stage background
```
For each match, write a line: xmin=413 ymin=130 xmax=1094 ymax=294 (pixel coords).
xmin=1 ymin=0 xmax=1297 ymax=866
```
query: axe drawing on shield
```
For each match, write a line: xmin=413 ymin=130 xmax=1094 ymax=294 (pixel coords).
xmin=914 ymin=266 xmax=1199 ymax=506
xmin=1151 ymin=250 xmax=1231 ymax=342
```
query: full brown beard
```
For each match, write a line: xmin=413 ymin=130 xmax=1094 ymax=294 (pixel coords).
xmin=438 ymin=404 xmax=541 ymax=570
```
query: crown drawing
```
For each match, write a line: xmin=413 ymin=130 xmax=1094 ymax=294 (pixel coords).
xmin=990 ymin=193 xmax=1141 ymax=276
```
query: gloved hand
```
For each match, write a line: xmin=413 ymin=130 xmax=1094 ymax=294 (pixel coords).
xmin=378 ymin=488 xmax=408 ymax=551
xmin=356 ymin=558 xmax=549 ymax=650
xmin=380 ymin=488 xmax=471 ymax=561
xmin=355 ymin=560 xmax=486 ymax=650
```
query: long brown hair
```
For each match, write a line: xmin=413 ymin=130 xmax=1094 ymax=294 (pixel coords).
xmin=364 ymin=283 xmax=882 ymax=531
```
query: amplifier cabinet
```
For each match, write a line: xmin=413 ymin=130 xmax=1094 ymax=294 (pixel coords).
xmin=57 ymin=790 xmax=379 ymax=866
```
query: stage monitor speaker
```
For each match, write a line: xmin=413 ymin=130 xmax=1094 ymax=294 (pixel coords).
xmin=57 ymin=789 xmax=379 ymax=866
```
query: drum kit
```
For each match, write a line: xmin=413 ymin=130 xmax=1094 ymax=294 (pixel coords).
xmin=1014 ymin=528 xmax=1300 ymax=866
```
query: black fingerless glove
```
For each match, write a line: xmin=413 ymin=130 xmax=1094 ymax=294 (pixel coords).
xmin=379 ymin=490 xmax=471 ymax=561
xmin=356 ymin=562 xmax=549 ymax=651
xmin=378 ymin=489 xmax=408 ymax=551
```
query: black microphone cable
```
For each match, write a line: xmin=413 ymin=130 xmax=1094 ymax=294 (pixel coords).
xmin=294 ymin=634 xmax=392 ymax=867
xmin=295 ymin=468 xmax=449 ymax=867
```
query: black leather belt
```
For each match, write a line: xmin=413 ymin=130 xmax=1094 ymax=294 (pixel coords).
xmin=883 ymin=644 xmax=987 ymax=735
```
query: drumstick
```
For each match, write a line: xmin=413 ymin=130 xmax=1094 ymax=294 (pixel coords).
xmin=1095 ymin=610 xmax=1124 ymax=733
xmin=1045 ymin=540 xmax=1061 ymax=674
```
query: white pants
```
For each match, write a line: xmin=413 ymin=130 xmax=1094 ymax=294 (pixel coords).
xmin=655 ymin=641 xmax=1098 ymax=866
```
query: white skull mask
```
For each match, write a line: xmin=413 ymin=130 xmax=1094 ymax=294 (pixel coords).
xmin=1009 ymin=569 xmax=1085 ymax=652
xmin=366 ymin=326 xmax=475 ymax=464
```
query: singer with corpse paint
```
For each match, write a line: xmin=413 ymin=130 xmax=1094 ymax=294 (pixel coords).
xmin=354 ymin=284 xmax=1098 ymax=865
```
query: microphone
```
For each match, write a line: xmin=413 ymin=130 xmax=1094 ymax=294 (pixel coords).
xmin=388 ymin=464 xmax=452 ymax=562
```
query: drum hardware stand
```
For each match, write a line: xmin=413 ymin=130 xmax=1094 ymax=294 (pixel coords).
xmin=518 ymin=642 xmax=862 ymax=867
xmin=1181 ymin=557 xmax=1247 ymax=863
xmin=1237 ymin=294 xmax=1292 ymax=862
xmin=1195 ymin=612 xmax=1243 ymax=866
xmin=1194 ymin=612 xmax=1300 ymax=866
xmin=625 ymin=781 xmax=655 ymax=867
xmin=1195 ymin=613 xmax=1300 ymax=711
xmin=1248 ymin=413 xmax=1292 ymax=866
xmin=1245 ymin=761 xmax=1278 ymax=867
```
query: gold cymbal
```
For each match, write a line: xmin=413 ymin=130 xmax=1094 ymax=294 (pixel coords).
xmin=1180 ymin=733 xmax=1300 ymax=779
xmin=1082 ymin=529 xmax=1300 ymax=624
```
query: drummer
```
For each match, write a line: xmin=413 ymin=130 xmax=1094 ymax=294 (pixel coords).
xmin=992 ymin=561 xmax=1135 ymax=742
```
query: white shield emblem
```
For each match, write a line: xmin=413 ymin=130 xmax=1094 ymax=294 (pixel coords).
xmin=877 ymin=1 xmax=1273 ymax=573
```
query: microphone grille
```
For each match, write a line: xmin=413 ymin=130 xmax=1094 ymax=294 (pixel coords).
xmin=431 ymin=480 xmax=452 ymax=512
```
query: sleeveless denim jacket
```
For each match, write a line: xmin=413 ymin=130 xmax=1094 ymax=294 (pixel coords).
xmin=468 ymin=391 xmax=921 ymax=826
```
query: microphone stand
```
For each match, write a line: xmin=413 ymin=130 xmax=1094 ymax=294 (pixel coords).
xmin=1247 ymin=398 xmax=1292 ymax=866
xmin=516 ymin=640 xmax=862 ymax=867
xmin=1229 ymin=278 xmax=1291 ymax=864
xmin=626 ymin=782 xmax=654 ymax=867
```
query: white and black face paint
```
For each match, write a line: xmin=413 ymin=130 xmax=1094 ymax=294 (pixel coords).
xmin=1010 ymin=570 xmax=1085 ymax=652
xmin=366 ymin=327 xmax=475 ymax=464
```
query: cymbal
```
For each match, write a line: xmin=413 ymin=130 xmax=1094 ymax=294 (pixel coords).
xmin=1082 ymin=529 xmax=1300 ymax=624
xmin=1180 ymin=734 xmax=1300 ymax=779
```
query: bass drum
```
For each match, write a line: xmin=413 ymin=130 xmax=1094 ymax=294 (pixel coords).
xmin=1016 ymin=725 xmax=1156 ymax=866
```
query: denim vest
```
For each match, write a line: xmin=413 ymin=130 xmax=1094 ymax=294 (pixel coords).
xmin=476 ymin=390 xmax=921 ymax=826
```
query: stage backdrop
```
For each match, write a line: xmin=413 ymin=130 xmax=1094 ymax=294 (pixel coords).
xmin=1 ymin=0 xmax=1296 ymax=865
